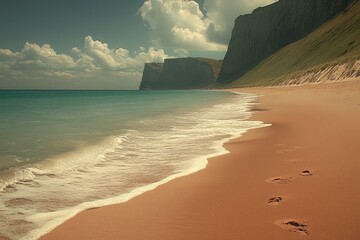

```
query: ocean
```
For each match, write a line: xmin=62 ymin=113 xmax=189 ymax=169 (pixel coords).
xmin=0 ymin=90 xmax=267 ymax=239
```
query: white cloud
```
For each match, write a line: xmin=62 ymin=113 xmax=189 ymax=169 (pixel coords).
xmin=0 ymin=36 xmax=170 ymax=88
xmin=19 ymin=42 xmax=77 ymax=70
xmin=139 ymin=0 xmax=226 ymax=52
xmin=138 ymin=0 xmax=277 ymax=51
xmin=0 ymin=1 xmax=278 ymax=89
xmin=0 ymin=49 xmax=17 ymax=58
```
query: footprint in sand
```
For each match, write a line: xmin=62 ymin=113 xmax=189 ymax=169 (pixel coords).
xmin=275 ymin=219 xmax=310 ymax=236
xmin=266 ymin=177 xmax=293 ymax=184
xmin=299 ymin=170 xmax=313 ymax=176
xmin=268 ymin=196 xmax=283 ymax=205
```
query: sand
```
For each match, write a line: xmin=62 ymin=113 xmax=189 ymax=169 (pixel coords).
xmin=42 ymin=79 xmax=360 ymax=240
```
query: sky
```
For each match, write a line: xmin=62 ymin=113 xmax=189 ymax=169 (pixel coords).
xmin=0 ymin=0 xmax=276 ymax=89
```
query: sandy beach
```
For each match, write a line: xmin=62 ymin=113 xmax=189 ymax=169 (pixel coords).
xmin=42 ymin=79 xmax=360 ymax=240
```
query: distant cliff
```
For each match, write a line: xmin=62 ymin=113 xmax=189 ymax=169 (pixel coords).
xmin=139 ymin=63 xmax=163 ymax=90
xmin=139 ymin=58 xmax=222 ymax=90
xmin=218 ymin=0 xmax=356 ymax=82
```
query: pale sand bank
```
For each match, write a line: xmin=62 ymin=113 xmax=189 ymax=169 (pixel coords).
xmin=42 ymin=79 xmax=360 ymax=240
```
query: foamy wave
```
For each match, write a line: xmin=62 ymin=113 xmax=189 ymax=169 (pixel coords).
xmin=23 ymin=92 xmax=270 ymax=240
xmin=23 ymin=153 xmax=209 ymax=240
xmin=0 ymin=168 xmax=40 ymax=191
xmin=0 ymin=136 xmax=124 ymax=192
xmin=0 ymin=91 xmax=270 ymax=240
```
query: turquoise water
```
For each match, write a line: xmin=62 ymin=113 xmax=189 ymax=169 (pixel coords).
xmin=0 ymin=90 xmax=229 ymax=170
xmin=0 ymin=90 xmax=267 ymax=239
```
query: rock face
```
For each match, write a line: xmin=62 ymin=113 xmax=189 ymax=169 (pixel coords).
xmin=138 ymin=63 xmax=163 ymax=90
xmin=218 ymin=0 xmax=356 ymax=82
xmin=139 ymin=58 xmax=221 ymax=90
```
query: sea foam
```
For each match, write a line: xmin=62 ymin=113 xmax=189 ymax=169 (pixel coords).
xmin=0 ymin=91 xmax=269 ymax=240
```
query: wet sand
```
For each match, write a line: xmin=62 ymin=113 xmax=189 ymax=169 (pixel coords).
xmin=42 ymin=79 xmax=360 ymax=240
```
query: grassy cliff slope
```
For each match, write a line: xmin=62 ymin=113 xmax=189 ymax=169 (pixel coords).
xmin=224 ymin=0 xmax=360 ymax=87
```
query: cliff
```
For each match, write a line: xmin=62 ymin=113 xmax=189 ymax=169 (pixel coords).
xmin=138 ymin=63 xmax=163 ymax=90
xmin=139 ymin=58 xmax=222 ymax=90
xmin=218 ymin=0 xmax=357 ymax=82
xmin=218 ymin=0 xmax=360 ymax=87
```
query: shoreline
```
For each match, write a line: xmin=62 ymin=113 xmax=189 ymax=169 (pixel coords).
xmin=42 ymin=79 xmax=360 ymax=240
xmin=21 ymin=91 xmax=264 ymax=240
